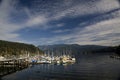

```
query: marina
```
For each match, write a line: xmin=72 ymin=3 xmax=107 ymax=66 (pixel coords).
xmin=2 ymin=54 xmax=120 ymax=80
xmin=0 ymin=53 xmax=76 ymax=77
xmin=28 ymin=49 xmax=76 ymax=64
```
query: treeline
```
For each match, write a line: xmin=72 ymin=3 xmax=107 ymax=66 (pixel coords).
xmin=114 ymin=45 xmax=120 ymax=55
xmin=92 ymin=45 xmax=120 ymax=54
xmin=0 ymin=40 xmax=43 ymax=58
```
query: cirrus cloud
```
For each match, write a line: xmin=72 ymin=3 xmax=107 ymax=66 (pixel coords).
xmin=0 ymin=0 xmax=120 ymax=46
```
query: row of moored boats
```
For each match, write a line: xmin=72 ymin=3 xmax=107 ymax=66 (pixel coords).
xmin=30 ymin=55 xmax=76 ymax=64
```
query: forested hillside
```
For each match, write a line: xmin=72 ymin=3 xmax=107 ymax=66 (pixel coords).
xmin=91 ymin=45 xmax=120 ymax=54
xmin=114 ymin=45 xmax=120 ymax=55
xmin=0 ymin=40 xmax=43 ymax=58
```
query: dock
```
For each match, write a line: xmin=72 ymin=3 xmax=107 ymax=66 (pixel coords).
xmin=0 ymin=57 xmax=29 ymax=77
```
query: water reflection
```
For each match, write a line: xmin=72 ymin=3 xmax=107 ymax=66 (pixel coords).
xmin=2 ymin=54 xmax=120 ymax=80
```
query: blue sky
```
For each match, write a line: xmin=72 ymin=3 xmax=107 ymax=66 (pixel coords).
xmin=0 ymin=0 xmax=120 ymax=46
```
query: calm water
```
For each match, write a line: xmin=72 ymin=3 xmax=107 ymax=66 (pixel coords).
xmin=1 ymin=54 xmax=120 ymax=80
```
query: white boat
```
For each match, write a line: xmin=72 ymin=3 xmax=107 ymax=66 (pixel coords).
xmin=37 ymin=60 xmax=51 ymax=64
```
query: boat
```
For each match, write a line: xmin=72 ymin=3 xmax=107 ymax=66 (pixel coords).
xmin=37 ymin=60 xmax=51 ymax=64
xmin=110 ymin=55 xmax=120 ymax=59
xmin=29 ymin=49 xmax=76 ymax=65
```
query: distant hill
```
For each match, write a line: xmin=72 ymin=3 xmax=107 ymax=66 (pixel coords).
xmin=38 ymin=44 xmax=108 ymax=56
xmin=0 ymin=40 xmax=43 ymax=58
xmin=114 ymin=45 xmax=120 ymax=55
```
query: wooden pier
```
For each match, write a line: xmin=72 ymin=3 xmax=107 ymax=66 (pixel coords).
xmin=0 ymin=58 xmax=29 ymax=77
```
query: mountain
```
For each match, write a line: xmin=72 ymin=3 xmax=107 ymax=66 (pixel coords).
xmin=0 ymin=40 xmax=43 ymax=58
xmin=38 ymin=44 xmax=108 ymax=56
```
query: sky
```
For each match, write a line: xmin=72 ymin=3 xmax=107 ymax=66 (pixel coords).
xmin=0 ymin=0 xmax=120 ymax=46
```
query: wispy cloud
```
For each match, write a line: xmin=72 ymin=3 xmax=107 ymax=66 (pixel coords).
xmin=0 ymin=0 xmax=120 ymax=46
xmin=0 ymin=0 xmax=20 ymax=40
xmin=26 ymin=15 xmax=48 ymax=27
xmin=36 ymin=8 xmax=120 ymax=46
xmin=75 ymin=17 xmax=120 ymax=46
xmin=51 ymin=0 xmax=120 ymax=20
xmin=52 ymin=29 xmax=70 ymax=33
xmin=56 ymin=23 xmax=65 ymax=28
xmin=22 ymin=0 xmax=120 ymax=27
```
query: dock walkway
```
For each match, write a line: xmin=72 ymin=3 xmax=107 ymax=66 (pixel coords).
xmin=0 ymin=57 xmax=29 ymax=77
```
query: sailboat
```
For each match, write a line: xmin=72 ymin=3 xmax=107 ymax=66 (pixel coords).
xmin=62 ymin=49 xmax=76 ymax=64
